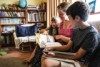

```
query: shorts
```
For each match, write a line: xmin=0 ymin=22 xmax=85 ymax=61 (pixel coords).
xmin=61 ymin=60 xmax=87 ymax=67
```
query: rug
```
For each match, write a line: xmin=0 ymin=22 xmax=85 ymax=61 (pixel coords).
xmin=0 ymin=48 xmax=9 ymax=56
xmin=0 ymin=51 xmax=7 ymax=56
xmin=0 ymin=57 xmax=28 ymax=67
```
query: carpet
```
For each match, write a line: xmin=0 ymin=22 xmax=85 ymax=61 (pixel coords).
xmin=0 ymin=57 xmax=28 ymax=67
xmin=0 ymin=51 xmax=7 ymax=56
xmin=0 ymin=48 xmax=9 ymax=56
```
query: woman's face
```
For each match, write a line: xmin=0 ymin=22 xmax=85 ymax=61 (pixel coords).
xmin=58 ymin=9 xmax=66 ymax=21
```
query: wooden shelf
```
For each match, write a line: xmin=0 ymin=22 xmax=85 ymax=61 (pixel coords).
xmin=91 ymin=12 xmax=100 ymax=15
xmin=28 ymin=21 xmax=46 ymax=23
xmin=0 ymin=9 xmax=25 ymax=12
xmin=27 ymin=9 xmax=46 ymax=12
xmin=0 ymin=2 xmax=47 ymax=34
xmin=0 ymin=17 xmax=25 ymax=18
xmin=1 ymin=24 xmax=22 ymax=26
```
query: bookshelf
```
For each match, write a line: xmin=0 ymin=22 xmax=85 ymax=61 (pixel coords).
xmin=0 ymin=2 xmax=47 ymax=47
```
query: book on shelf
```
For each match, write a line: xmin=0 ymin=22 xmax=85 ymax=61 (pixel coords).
xmin=38 ymin=12 xmax=46 ymax=22
xmin=36 ymin=33 xmax=62 ymax=48
xmin=28 ymin=12 xmax=40 ymax=22
xmin=2 ymin=26 xmax=15 ymax=32
xmin=1 ymin=18 xmax=23 ymax=24
xmin=39 ymin=2 xmax=47 ymax=10
xmin=27 ymin=5 xmax=39 ymax=10
xmin=0 ymin=11 xmax=24 ymax=17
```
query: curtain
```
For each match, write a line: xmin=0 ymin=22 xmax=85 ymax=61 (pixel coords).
xmin=47 ymin=0 xmax=72 ymax=27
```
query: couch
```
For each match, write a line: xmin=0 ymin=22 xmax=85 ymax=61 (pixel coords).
xmin=89 ymin=21 xmax=100 ymax=33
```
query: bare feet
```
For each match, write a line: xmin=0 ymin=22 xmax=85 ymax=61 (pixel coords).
xmin=23 ymin=58 xmax=31 ymax=64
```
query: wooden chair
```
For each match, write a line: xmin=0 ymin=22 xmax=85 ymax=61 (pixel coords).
xmin=13 ymin=24 xmax=38 ymax=52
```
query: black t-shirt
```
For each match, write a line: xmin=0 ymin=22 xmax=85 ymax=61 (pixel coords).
xmin=71 ymin=26 xmax=100 ymax=63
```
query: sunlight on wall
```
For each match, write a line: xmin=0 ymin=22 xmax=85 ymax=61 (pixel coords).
xmin=88 ymin=14 xmax=100 ymax=22
xmin=0 ymin=0 xmax=47 ymax=6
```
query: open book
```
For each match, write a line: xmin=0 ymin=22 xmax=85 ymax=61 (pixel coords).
xmin=36 ymin=33 xmax=62 ymax=48
xmin=43 ymin=50 xmax=75 ymax=55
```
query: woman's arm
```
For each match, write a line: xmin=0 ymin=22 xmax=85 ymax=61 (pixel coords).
xmin=54 ymin=35 xmax=70 ymax=42
xmin=54 ymin=48 xmax=86 ymax=60
xmin=44 ymin=40 xmax=73 ymax=52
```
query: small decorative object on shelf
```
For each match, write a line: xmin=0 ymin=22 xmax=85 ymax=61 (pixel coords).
xmin=18 ymin=0 xmax=27 ymax=8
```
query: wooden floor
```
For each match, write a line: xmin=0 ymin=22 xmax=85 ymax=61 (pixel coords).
xmin=0 ymin=47 xmax=32 ymax=60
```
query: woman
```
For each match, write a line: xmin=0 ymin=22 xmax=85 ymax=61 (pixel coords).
xmin=55 ymin=2 xmax=73 ymax=45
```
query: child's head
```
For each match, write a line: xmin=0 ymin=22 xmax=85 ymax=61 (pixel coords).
xmin=66 ymin=1 xmax=90 ymax=23
xmin=39 ymin=28 xmax=49 ymax=35
xmin=51 ymin=17 xmax=57 ymax=27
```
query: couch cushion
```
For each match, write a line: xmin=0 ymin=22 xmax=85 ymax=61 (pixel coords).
xmin=89 ymin=21 xmax=100 ymax=33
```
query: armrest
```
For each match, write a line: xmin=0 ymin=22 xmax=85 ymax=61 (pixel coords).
xmin=13 ymin=32 xmax=18 ymax=39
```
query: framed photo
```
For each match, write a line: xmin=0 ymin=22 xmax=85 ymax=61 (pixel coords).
xmin=85 ymin=0 xmax=100 ymax=14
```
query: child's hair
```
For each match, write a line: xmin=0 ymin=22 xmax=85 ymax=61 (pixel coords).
xmin=57 ymin=2 xmax=69 ymax=12
xmin=48 ymin=17 xmax=59 ymax=35
xmin=66 ymin=1 xmax=90 ymax=21
xmin=51 ymin=17 xmax=56 ymax=22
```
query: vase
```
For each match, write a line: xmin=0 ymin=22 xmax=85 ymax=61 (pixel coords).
xmin=19 ymin=0 xmax=27 ymax=8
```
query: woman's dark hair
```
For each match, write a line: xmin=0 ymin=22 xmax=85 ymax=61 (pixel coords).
xmin=57 ymin=2 xmax=69 ymax=12
xmin=66 ymin=1 xmax=90 ymax=21
xmin=51 ymin=17 xmax=56 ymax=22
xmin=48 ymin=17 xmax=58 ymax=35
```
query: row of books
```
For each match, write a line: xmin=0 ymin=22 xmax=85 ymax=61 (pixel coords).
xmin=0 ymin=11 xmax=24 ymax=17
xmin=28 ymin=12 xmax=46 ymax=22
xmin=0 ymin=18 xmax=23 ymax=24
xmin=39 ymin=2 xmax=47 ymax=10
xmin=27 ymin=2 xmax=47 ymax=10
xmin=2 ymin=26 xmax=15 ymax=33
xmin=0 ymin=4 xmax=23 ymax=10
xmin=0 ymin=3 xmax=46 ymax=10
xmin=27 ymin=5 xmax=39 ymax=10
xmin=28 ymin=12 xmax=40 ymax=22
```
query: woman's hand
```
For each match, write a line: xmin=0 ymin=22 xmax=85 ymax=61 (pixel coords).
xmin=43 ymin=47 xmax=55 ymax=57
xmin=44 ymin=47 xmax=55 ymax=51
xmin=55 ymin=35 xmax=70 ymax=42
xmin=54 ymin=35 xmax=63 ymax=40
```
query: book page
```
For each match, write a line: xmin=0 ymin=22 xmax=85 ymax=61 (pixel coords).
xmin=43 ymin=50 xmax=75 ymax=55
xmin=45 ymin=42 xmax=62 ymax=47
xmin=36 ymin=33 xmax=61 ymax=48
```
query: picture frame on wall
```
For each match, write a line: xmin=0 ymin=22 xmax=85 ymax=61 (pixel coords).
xmin=86 ymin=0 xmax=96 ymax=13
xmin=85 ymin=0 xmax=100 ymax=14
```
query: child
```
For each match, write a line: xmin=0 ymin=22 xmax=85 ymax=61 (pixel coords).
xmin=48 ymin=17 xmax=59 ymax=36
